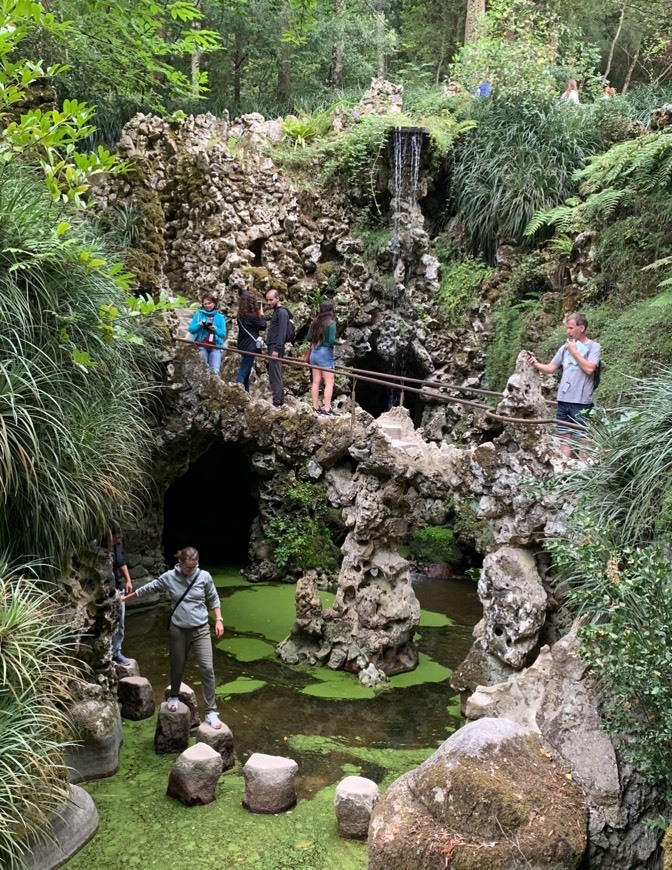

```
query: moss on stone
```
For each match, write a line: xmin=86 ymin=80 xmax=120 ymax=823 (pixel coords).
xmin=67 ymin=719 xmax=367 ymax=870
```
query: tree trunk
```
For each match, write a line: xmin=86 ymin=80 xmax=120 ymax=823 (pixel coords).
xmin=328 ymin=0 xmax=345 ymax=89
xmin=375 ymin=11 xmax=386 ymax=78
xmin=277 ymin=39 xmax=292 ymax=107
xmin=622 ymin=42 xmax=640 ymax=94
xmin=191 ymin=37 xmax=201 ymax=97
xmin=464 ymin=0 xmax=486 ymax=45
xmin=233 ymin=32 xmax=245 ymax=111
xmin=190 ymin=1 xmax=202 ymax=98
xmin=604 ymin=5 xmax=625 ymax=81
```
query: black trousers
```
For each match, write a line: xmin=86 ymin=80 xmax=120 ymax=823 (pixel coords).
xmin=268 ymin=353 xmax=284 ymax=407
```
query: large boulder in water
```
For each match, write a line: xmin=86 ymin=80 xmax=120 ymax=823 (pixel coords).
xmin=368 ymin=717 xmax=587 ymax=870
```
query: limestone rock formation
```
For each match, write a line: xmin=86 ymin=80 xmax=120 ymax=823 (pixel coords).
xmin=368 ymin=717 xmax=587 ymax=869
xmin=477 ymin=545 xmax=548 ymax=668
xmin=465 ymin=634 xmax=664 ymax=869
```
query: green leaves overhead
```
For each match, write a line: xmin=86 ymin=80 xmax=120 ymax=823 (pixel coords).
xmin=23 ymin=0 xmax=221 ymax=111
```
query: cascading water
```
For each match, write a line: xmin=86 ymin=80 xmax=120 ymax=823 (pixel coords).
xmin=387 ymin=127 xmax=425 ymax=410
xmin=391 ymin=126 xmax=423 ymax=231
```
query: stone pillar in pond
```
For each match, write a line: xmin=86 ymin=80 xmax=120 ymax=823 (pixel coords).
xmin=278 ymin=459 xmax=421 ymax=678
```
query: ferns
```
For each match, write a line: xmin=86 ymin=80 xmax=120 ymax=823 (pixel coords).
xmin=524 ymin=188 xmax=629 ymax=238
xmin=525 ymin=130 xmax=672 ymax=284
xmin=575 ymin=129 xmax=672 ymax=194
xmin=524 ymin=201 xmax=581 ymax=236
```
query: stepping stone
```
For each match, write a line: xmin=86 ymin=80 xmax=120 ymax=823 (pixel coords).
xmin=335 ymin=775 xmax=380 ymax=839
xmin=164 ymin=682 xmax=200 ymax=729
xmin=114 ymin=658 xmax=140 ymax=679
xmin=154 ymin=701 xmax=190 ymax=755
xmin=242 ymin=753 xmax=298 ymax=814
xmin=167 ymin=743 xmax=223 ymax=806
xmin=196 ymin=721 xmax=235 ymax=770
xmin=118 ymin=676 xmax=155 ymax=721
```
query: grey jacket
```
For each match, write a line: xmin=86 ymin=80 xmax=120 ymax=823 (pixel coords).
xmin=135 ymin=565 xmax=220 ymax=629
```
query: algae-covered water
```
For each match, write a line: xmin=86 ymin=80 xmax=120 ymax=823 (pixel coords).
xmin=68 ymin=571 xmax=480 ymax=869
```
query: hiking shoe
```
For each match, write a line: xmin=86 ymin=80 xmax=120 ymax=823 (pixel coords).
xmin=113 ymin=653 xmax=132 ymax=666
xmin=313 ymin=407 xmax=327 ymax=416
xmin=324 ymin=409 xmax=337 ymax=416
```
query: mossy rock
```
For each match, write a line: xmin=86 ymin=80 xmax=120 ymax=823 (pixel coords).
xmin=368 ymin=718 xmax=587 ymax=870
xmin=244 ymin=266 xmax=288 ymax=293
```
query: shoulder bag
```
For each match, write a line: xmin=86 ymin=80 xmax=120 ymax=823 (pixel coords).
xmin=238 ymin=318 xmax=264 ymax=352
xmin=167 ymin=569 xmax=201 ymax=630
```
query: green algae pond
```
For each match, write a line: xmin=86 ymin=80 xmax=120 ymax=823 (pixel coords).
xmin=67 ymin=572 xmax=480 ymax=869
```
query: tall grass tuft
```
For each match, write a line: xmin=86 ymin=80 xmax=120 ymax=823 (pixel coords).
xmin=0 ymin=164 xmax=159 ymax=569
xmin=451 ymin=99 xmax=605 ymax=260
xmin=555 ymin=368 xmax=672 ymax=550
xmin=0 ymin=564 xmax=85 ymax=869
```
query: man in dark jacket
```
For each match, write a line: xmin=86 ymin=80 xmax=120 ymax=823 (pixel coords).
xmin=265 ymin=289 xmax=290 ymax=409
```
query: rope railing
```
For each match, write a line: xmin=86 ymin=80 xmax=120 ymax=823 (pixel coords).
xmin=176 ymin=338 xmax=590 ymax=433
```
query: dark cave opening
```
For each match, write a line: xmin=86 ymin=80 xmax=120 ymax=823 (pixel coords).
xmin=248 ymin=237 xmax=265 ymax=266
xmin=162 ymin=443 xmax=257 ymax=568
xmin=354 ymin=350 xmax=424 ymax=425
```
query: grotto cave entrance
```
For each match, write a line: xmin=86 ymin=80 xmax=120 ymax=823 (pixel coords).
xmin=162 ymin=443 xmax=257 ymax=568
xmin=355 ymin=350 xmax=423 ymax=425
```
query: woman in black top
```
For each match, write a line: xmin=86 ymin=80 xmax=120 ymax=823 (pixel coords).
xmin=235 ymin=292 xmax=266 ymax=391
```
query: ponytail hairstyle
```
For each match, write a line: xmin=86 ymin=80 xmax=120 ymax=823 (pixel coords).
xmin=176 ymin=546 xmax=199 ymax=564
xmin=310 ymin=300 xmax=335 ymax=347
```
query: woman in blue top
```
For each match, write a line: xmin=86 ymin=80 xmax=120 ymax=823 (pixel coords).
xmin=188 ymin=292 xmax=226 ymax=374
xmin=306 ymin=300 xmax=345 ymax=416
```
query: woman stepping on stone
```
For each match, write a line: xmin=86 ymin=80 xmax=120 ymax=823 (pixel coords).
xmin=122 ymin=546 xmax=224 ymax=730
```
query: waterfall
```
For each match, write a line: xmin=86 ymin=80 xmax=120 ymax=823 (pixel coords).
xmin=387 ymin=127 xmax=425 ymax=412
xmin=391 ymin=127 xmax=423 ymax=230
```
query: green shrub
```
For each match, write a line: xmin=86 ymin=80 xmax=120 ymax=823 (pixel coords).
xmin=318 ymin=113 xmax=393 ymax=195
xmin=266 ymin=479 xmax=342 ymax=573
xmin=408 ymin=526 xmax=461 ymax=565
xmin=355 ymin=221 xmax=393 ymax=260
xmin=485 ymin=299 xmax=543 ymax=391
xmin=0 ymin=567 xmax=85 ymax=868
xmin=281 ymin=112 xmax=331 ymax=148
xmin=543 ymin=368 xmax=672 ymax=787
xmin=0 ymin=166 xmax=158 ymax=569
xmin=437 ymin=257 xmax=493 ymax=327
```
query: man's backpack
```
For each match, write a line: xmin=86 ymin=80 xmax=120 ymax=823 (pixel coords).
xmin=283 ymin=307 xmax=296 ymax=343
xmin=593 ymin=360 xmax=602 ymax=390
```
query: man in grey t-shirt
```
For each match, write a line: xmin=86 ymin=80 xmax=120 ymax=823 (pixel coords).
xmin=528 ymin=312 xmax=601 ymax=458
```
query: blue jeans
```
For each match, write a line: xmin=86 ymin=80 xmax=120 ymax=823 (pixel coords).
xmin=236 ymin=352 xmax=254 ymax=391
xmin=200 ymin=347 xmax=222 ymax=374
xmin=112 ymin=599 xmax=125 ymax=658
